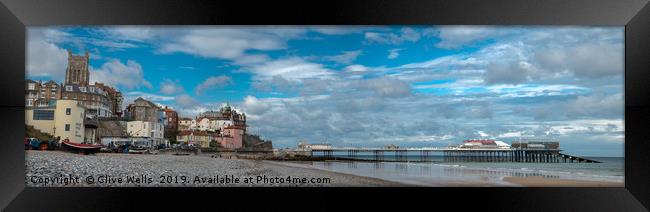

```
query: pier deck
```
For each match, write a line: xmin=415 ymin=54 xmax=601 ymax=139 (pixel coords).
xmin=309 ymin=147 xmax=600 ymax=163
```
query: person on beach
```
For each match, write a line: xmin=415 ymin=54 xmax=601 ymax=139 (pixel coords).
xmin=55 ymin=136 xmax=61 ymax=150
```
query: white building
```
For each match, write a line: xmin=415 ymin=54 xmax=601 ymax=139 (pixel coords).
xmin=127 ymin=121 xmax=165 ymax=146
xmin=25 ymin=99 xmax=87 ymax=143
xmin=297 ymin=142 xmax=332 ymax=150
xmin=191 ymin=117 xmax=233 ymax=132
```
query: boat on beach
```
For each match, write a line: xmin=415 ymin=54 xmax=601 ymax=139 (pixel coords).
xmin=61 ymin=140 xmax=102 ymax=154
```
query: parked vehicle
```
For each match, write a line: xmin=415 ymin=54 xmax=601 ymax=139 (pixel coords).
xmin=46 ymin=138 xmax=60 ymax=150
xmin=156 ymin=144 xmax=167 ymax=150
xmin=28 ymin=138 xmax=40 ymax=150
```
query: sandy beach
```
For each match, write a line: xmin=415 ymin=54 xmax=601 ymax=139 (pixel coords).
xmin=503 ymin=176 xmax=624 ymax=187
xmin=25 ymin=150 xmax=405 ymax=187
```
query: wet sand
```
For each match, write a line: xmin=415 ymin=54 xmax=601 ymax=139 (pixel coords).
xmin=503 ymin=176 xmax=624 ymax=187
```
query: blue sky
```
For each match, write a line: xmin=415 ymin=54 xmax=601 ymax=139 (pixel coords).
xmin=26 ymin=26 xmax=624 ymax=156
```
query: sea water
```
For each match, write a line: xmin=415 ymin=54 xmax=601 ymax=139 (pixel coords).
xmin=291 ymin=155 xmax=624 ymax=186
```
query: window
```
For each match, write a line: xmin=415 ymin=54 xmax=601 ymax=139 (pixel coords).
xmin=27 ymin=100 xmax=33 ymax=106
xmin=151 ymin=132 xmax=154 ymax=137
xmin=89 ymin=87 xmax=95 ymax=93
xmin=80 ymin=87 xmax=86 ymax=92
xmin=33 ymin=110 xmax=54 ymax=120
xmin=65 ymin=124 xmax=70 ymax=131
xmin=66 ymin=108 xmax=71 ymax=115
xmin=28 ymin=83 xmax=35 ymax=90
xmin=63 ymin=96 xmax=68 ymax=99
xmin=65 ymin=86 xmax=72 ymax=91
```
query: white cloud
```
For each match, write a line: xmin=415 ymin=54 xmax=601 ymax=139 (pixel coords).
xmin=91 ymin=40 xmax=138 ymax=49
xmin=483 ymin=62 xmax=531 ymax=85
xmin=159 ymin=79 xmax=185 ymax=94
xmin=175 ymin=94 xmax=199 ymax=108
xmin=486 ymin=84 xmax=589 ymax=98
xmin=157 ymin=28 xmax=300 ymax=65
xmin=398 ymin=55 xmax=473 ymax=70
xmin=362 ymin=76 xmax=412 ymax=98
xmin=242 ymin=95 xmax=271 ymax=115
xmin=387 ymin=49 xmax=402 ymax=59
xmin=26 ymin=39 xmax=69 ymax=80
xmin=248 ymin=57 xmax=333 ymax=81
xmin=535 ymin=43 xmax=623 ymax=79
xmin=310 ymin=26 xmax=362 ymax=35
xmin=101 ymin=27 xmax=154 ymax=41
xmin=324 ymin=50 xmax=362 ymax=64
xmin=547 ymin=119 xmax=624 ymax=136
xmin=194 ymin=76 xmax=233 ymax=95
xmin=344 ymin=64 xmax=370 ymax=72
xmin=26 ymin=28 xmax=75 ymax=81
xmin=90 ymin=59 xmax=152 ymax=90
xmin=125 ymin=91 xmax=175 ymax=102
xmin=365 ymin=27 xmax=421 ymax=44
xmin=565 ymin=93 xmax=623 ymax=118
xmin=434 ymin=26 xmax=512 ymax=49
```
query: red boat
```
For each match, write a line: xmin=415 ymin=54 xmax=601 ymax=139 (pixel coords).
xmin=61 ymin=140 xmax=102 ymax=154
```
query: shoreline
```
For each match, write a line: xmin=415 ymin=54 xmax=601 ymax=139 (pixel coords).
xmin=265 ymin=160 xmax=510 ymax=187
xmin=259 ymin=160 xmax=409 ymax=187
xmin=266 ymin=160 xmax=624 ymax=187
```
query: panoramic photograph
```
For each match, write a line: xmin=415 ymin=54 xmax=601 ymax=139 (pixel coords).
xmin=24 ymin=26 xmax=624 ymax=187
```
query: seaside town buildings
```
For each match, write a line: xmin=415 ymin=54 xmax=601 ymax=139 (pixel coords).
xmin=124 ymin=97 xmax=166 ymax=146
xmin=162 ymin=106 xmax=179 ymax=131
xmin=61 ymin=50 xmax=122 ymax=118
xmin=26 ymin=50 xmax=123 ymax=118
xmin=25 ymin=50 xmax=270 ymax=150
xmin=178 ymin=118 xmax=192 ymax=130
xmin=25 ymin=80 xmax=61 ymax=107
xmin=25 ymin=100 xmax=88 ymax=143
xmin=25 ymin=50 xmax=121 ymax=144
xmin=176 ymin=103 xmax=247 ymax=149
xmin=162 ymin=106 xmax=179 ymax=143
xmin=177 ymin=130 xmax=211 ymax=148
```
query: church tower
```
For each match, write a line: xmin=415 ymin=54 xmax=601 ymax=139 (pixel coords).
xmin=64 ymin=50 xmax=90 ymax=85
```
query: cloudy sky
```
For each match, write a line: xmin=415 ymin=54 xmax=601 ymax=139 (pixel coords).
xmin=26 ymin=26 xmax=624 ymax=156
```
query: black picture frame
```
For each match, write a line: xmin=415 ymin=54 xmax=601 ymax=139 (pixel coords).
xmin=0 ymin=0 xmax=648 ymax=211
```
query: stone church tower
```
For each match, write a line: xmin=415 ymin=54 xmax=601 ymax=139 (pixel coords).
xmin=64 ymin=50 xmax=90 ymax=85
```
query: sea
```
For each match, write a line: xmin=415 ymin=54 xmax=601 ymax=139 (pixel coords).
xmin=284 ymin=154 xmax=624 ymax=186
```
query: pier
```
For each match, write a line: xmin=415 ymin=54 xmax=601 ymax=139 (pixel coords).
xmin=309 ymin=147 xmax=600 ymax=163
